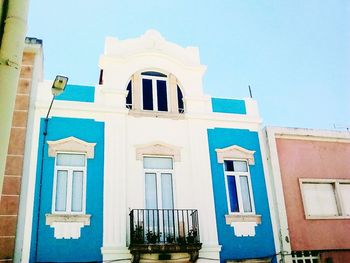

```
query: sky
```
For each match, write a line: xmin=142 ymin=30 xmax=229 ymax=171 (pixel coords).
xmin=27 ymin=0 xmax=350 ymax=130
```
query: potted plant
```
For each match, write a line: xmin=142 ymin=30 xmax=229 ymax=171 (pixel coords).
xmin=166 ymin=234 xmax=174 ymax=243
xmin=146 ymin=230 xmax=161 ymax=243
xmin=131 ymin=225 xmax=144 ymax=244
xmin=186 ymin=228 xmax=198 ymax=244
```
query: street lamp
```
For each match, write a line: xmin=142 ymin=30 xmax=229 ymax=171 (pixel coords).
xmin=35 ymin=75 xmax=68 ymax=261
xmin=44 ymin=75 xmax=68 ymax=134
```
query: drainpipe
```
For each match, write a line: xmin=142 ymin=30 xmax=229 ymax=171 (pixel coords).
xmin=0 ymin=0 xmax=29 ymax=197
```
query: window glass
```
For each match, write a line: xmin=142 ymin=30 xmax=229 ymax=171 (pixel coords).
xmin=71 ymin=171 xmax=84 ymax=212
xmin=55 ymin=170 xmax=68 ymax=211
xmin=303 ymin=183 xmax=339 ymax=216
xmin=145 ymin=173 xmax=157 ymax=209
xmin=240 ymin=176 xmax=252 ymax=212
xmin=224 ymin=160 xmax=234 ymax=172
xmin=227 ymin=176 xmax=239 ymax=212
xmin=339 ymin=183 xmax=350 ymax=216
xmin=142 ymin=79 xmax=153 ymax=110
xmin=161 ymin=173 xmax=174 ymax=209
xmin=126 ymin=80 xmax=132 ymax=109
xmin=233 ymin=161 xmax=248 ymax=172
xmin=57 ymin=153 xmax=85 ymax=166
xmin=177 ymin=86 xmax=184 ymax=113
xmin=157 ymin=80 xmax=168 ymax=111
xmin=143 ymin=157 xmax=173 ymax=169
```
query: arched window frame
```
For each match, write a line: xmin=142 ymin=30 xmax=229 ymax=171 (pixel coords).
xmin=125 ymin=71 xmax=185 ymax=117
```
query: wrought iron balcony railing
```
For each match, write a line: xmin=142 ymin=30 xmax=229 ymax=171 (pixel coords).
xmin=129 ymin=209 xmax=200 ymax=246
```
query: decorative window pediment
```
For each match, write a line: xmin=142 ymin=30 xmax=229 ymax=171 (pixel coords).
xmin=216 ymin=145 xmax=255 ymax=165
xmin=47 ymin=136 xmax=96 ymax=158
xmin=135 ymin=141 xmax=181 ymax=161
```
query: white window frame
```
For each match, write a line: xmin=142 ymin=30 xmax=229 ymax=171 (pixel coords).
xmin=143 ymin=155 xmax=175 ymax=209
xmin=141 ymin=74 xmax=169 ymax=112
xmin=52 ymin=151 xmax=87 ymax=215
xmin=223 ymin=159 xmax=256 ymax=215
xmin=300 ymin=178 xmax=350 ymax=219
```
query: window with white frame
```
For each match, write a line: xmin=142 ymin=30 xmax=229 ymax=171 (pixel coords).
xmin=125 ymin=71 xmax=184 ymax=114
xmin=53 ymin=153 xmax=86 ymax=214
xmin=143 ymin=156 xmax=174 ymax=209
xmin=141 ymin=72 xmax=168 ymax=112
xmin=224 ymin=160 xmax=255 ymax=214
xmin=300 ymin=179 xmax=350 ymax=218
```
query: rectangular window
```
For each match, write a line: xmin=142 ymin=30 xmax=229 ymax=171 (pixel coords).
xmin=141 ymin=75 xmax=169 ymax=112
xmin=143 ymin=157 xmax=174 ymax=209
xmin=300 ymin=179 xmax=350 ymax=218
xmin=224 ymin=160 xmax=255 ymax=214
xmin=157 ymin=80 xmax=168 ymax=111
xmin=53 ymin=153 xmax=86 ymax=214
xmin=142 ymin=79 xmax=153 ymax=110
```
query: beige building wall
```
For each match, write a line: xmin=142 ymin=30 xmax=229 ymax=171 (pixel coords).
xmin=0 ymin=38 xmax=43 ymax=262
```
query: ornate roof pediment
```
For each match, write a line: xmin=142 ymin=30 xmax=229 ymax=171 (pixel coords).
xmin=215 ymin=145 xmax=255 ymax=165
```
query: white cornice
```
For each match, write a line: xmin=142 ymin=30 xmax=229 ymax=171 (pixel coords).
xmin=216 ymin=145 xmax=255 ymax=165
xmin=135 ymin=141 xmax=182 ymax=161
xmin=47 ymin=136 xmax=96 ymax=158
xmin=266 ymin=126 xmax=350 ymax=143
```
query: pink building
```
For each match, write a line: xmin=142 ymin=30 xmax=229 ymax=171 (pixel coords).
xmin=265 ymin=127 xmax=350 ymax=263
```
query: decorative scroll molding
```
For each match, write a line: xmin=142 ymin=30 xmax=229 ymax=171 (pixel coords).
xmin=135 ymin=141 xmax=181 ymax=161
xmin=225 ymin=214 xmax=261 ymax=237
xmin=47 ymin=136 xmax=96 ymax=158
xmin=45 ymin=214 xmax=91 ymax=239
xmin=215 ymin=145 xmax=255 ymax=165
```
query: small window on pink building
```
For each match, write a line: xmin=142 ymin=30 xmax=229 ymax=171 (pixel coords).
xmin=300 ymin=179 xmax=350 ymax=219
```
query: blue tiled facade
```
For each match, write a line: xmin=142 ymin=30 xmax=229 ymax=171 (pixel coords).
xmin=30 ymin=117 xmax=104 ymax=262
xmin=207 ymin=127 xmax=276 ymax=262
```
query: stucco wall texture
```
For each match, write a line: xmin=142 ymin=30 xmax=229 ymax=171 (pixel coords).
xmin=275 ymin=138 xmax=350 ymax=251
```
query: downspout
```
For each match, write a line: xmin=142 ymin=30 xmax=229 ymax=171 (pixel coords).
xmin=0 ymin=0 xmax=29 ymax=197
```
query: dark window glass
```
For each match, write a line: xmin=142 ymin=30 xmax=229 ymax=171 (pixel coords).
xmin=141 ymin=71 xmax=167 ymax=77
xmin=177 ymin=86 xmax=184 ymax=113
xmin=224 ymin=160 xmax=234 ymax=171
xmin=99 ymin=70 xmax=103 ymax=85
xmin=143 ymin=79 xmax=153 ymax=110
xmin=227 ymin=176 xmax=239 ymax=212
xmin=126 ymin=81 xmax=132 ymax=109
xmin=157 ymin=80 xmax=168 ymax=111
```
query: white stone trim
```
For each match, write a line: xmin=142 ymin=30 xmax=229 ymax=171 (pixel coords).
xmin=47 ymin=136 xmax=96 ymax=158
xmin=264 ymin=127 xmax=294 ymax=263
xmin=45 ymin=214 xmax=91 ymax=239
xmin=269 ymin=126 xmax=350 ymax=143
xmin=230 ymin=222 xmax=258 ymax=237
xmin=135 ymin=141 xmax=182 ymax=161
xmin=215 ymin=145 xmax=255 ymax=165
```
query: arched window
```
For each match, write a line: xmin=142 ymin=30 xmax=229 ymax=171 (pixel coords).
xmin=125 ymin=71 xmax=185 ymax=115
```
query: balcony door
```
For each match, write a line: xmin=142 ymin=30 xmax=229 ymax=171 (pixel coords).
xmin=144 ymin=156 xmax=174 ymax=210
xmin=144 ymin=156 xmax=174 ymax=242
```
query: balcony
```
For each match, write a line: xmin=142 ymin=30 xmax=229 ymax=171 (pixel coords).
xmin=129 ymin=209 xmax=202 ymax=262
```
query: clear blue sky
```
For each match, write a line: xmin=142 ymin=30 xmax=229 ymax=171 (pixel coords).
xmin=28 ymin=0 xmax=350 ymax=129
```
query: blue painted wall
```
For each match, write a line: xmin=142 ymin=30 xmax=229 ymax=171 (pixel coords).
xmin=211 ymin=98 xmax=246 ymax=114
xmin=207 ymin=128 xmax=276 ymax=262
xmin=55 ymin=84 xmax=95 ymax=102
xmin=30 ymin=117 xmax=104 ymax=262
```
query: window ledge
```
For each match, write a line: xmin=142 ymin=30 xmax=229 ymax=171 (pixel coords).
xmin=225 ymin=214 xmax=261 ymax=224
xmin=128 ymin=109 xmax=185 ymax=119
xmin=305 ymin=215 xmax=350 ymax=220
xmin=45 ymin=214 xmax=91 ymax=239
xmin=225 ymin=214 xmax=261 ymax=237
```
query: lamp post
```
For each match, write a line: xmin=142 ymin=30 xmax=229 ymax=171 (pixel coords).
xmin=43 ymin=75 xmax=69 ymax=134
xmin=35 ymin=75 xmax=68 ymax=262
